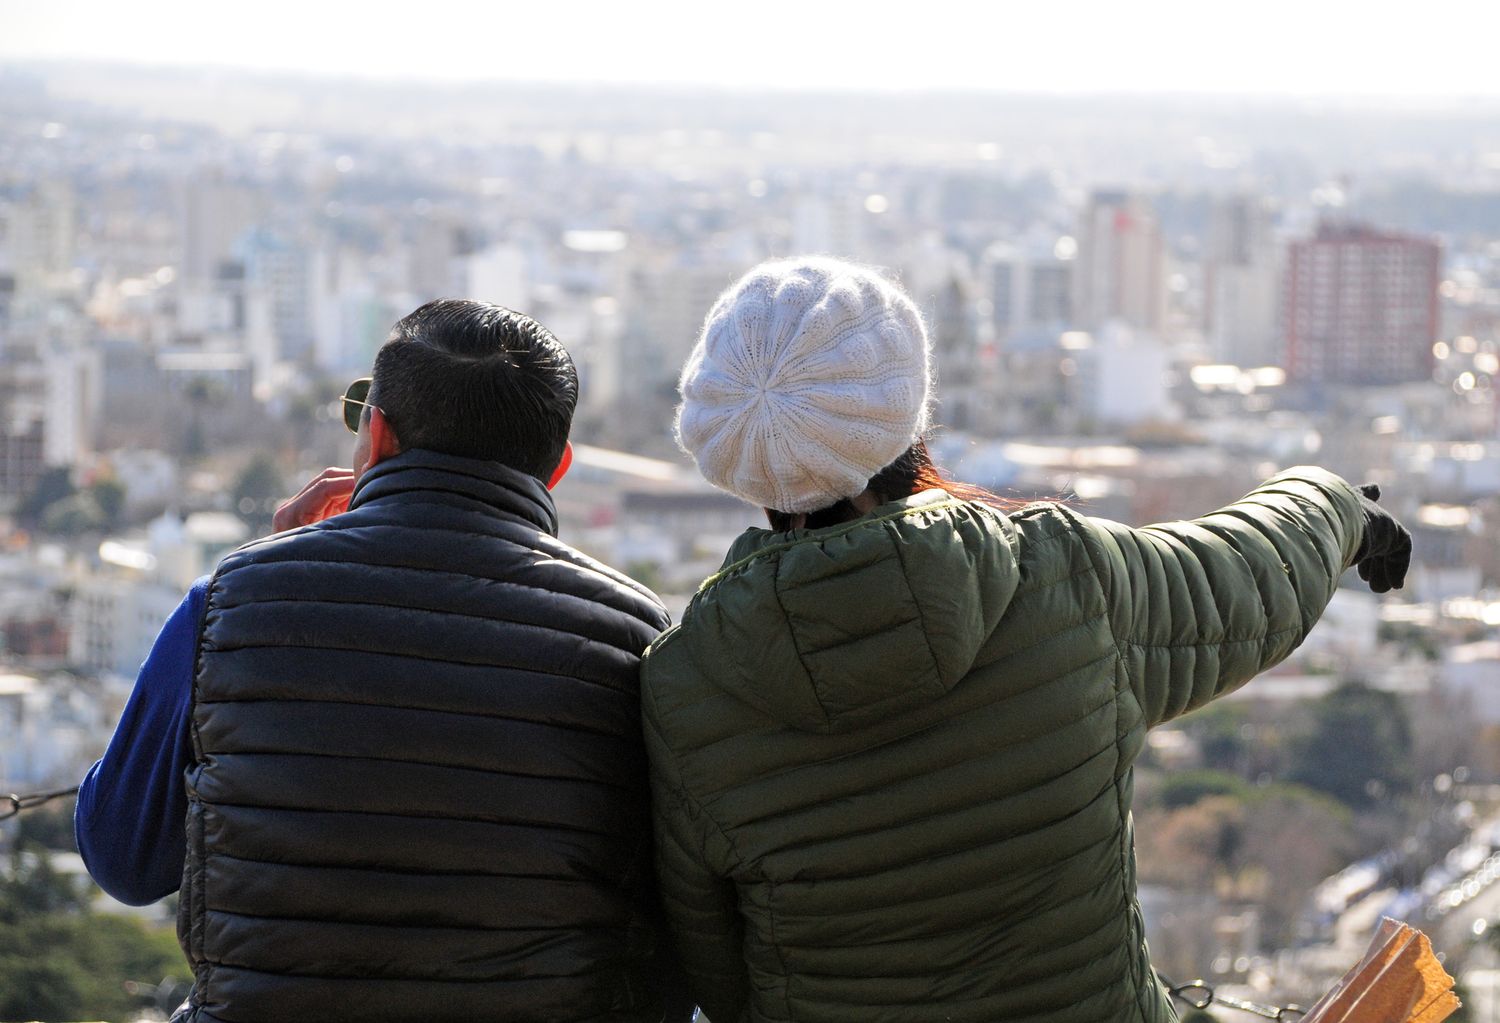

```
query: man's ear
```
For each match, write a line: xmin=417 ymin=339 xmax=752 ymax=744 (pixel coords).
xmin=546 ymin=441 xmax=573 ymax=491
xmin=361 ymin=407 xmax=402 ymax=473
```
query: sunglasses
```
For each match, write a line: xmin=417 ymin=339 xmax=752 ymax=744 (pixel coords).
xmin=340 ymin=377 xmax=380 ymax=434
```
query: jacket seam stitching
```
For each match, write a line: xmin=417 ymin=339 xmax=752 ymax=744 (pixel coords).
xmin=727 ymin=734 xmax=1120 ymax=877
xmin=226 ymin=521 xmax=653 ymax=598
xmin=1117 ymin=624 xmax=1300 ymax=650
xmin=203 ymin=595 xmax=650 ymax=651
xmin=204 ymin=848 xmax=600 ymax=880
xmin=351 ymin=498 xmax=666 ymax=608
xmin=884 ymin=520 xmax=952 ymax=691
xmin=766 ymin=834 xmax=1119 ymax=933
xmin=192 ymin=798 xmax=621 ymax=833
xmin=766 ymin=875 xmax=795 ymax=1021
xmin=196 ymin=905 xmax=631 ymax=932
xmin=641 ymin=688 xmax=749 ymax=874
xmin=640 ymin=684 xmax=758 ymax=1013
xmin=770 ymin=552 xmax=832 ymax=727
xmin=195 ymin=640 xmax=635 ymax=688
xmin=699 ymin=498 xmax=968 ymax=591
xmin=194 ymin=694 xmax=632 ymax=735
xmin=1057 ymin=510 xmax=1155 ymax=1019
xmin=1178 ymin=518 xmax=1278 ymax=657
xmin=188 ymin=747 xmax=644 ymax=790
xmin=187 ymin=573 xmax=221 ymax=1006
xmin=212 ymin=557 xmax=665 ymax=624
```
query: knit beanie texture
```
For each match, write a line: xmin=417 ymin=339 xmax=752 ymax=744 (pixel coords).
xmin=676 ymin=257 xmax=932 ymax=513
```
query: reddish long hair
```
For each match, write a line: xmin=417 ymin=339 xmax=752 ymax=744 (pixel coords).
xmin=768 ymin=440 xmax=1027 ymax=531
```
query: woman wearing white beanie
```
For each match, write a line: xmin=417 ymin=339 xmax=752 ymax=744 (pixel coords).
xmin=640 ymin=256 xmax=1407 ymax=1022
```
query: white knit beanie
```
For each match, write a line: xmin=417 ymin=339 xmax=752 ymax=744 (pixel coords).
xmin=676 ymin=257 xmax=932 ymax=513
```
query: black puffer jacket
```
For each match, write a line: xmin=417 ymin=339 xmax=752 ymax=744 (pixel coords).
xmin=175 ymin=450 xmax=674 ymax=1023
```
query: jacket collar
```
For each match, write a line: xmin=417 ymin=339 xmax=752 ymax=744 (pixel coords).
xmin=712 ymin=489 xmax=958 ymax=584
xmin=347 ymin=448 xmax=559 ymax=535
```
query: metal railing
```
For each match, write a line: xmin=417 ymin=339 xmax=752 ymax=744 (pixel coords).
xmin=1160 ymin=975 xmax=1308 ymax=1019
xmin=1 ymin=785 xmax=80 ymax=821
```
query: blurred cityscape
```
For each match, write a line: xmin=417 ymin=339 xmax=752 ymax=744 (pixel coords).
xmin=1 ymin=60 xmax=1499 ymax=1019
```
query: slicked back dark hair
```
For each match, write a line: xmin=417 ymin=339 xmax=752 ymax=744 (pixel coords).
xmin=371 ymin=300 xmax=577 ymax=478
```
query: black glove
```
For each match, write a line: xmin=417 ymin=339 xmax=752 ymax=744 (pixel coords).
xmin=1351 ymin=483 xmax=1412 ymax=594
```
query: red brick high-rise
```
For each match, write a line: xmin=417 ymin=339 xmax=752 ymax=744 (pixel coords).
xmin=1283 ymin=222 xmax=1442 ymax=385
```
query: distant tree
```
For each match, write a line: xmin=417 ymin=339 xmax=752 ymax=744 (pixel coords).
xmin=1287 ymin=683 xmax=1414 ymax=810
xmin=1180 ymin=703 xmax=1249 ymax=773
xmin=1407 ymin=685 xmax=1481 ymax=787
xmin=0 ymin=842 xmax=89 ymax=923
xmin=0 ymin=840 xmax=187 ymax=1022
xmin=1135 ymin=779 xmax=1357 ymax=947
xmin=286 ymin=389 xmax=324 ymax=428
xmin=180 ymin=377 xmax=225 ymax=458
xmin=16 ymin=466 xmax=75 ymax=529
xmin=1236 ymin=785 xmax=1353 ymax=945
xmin=625 ymin=561 xmax=665 ymax=597
xmin=0 ymin=950 xmax=94 ymax=1023
xmin=1156 ymin=770 xmax=1252 ymax=810
xmin=13 ymin=801 xmax=79 ymax=853
xmin=0 ymin=910 xmax=187 ymax=1022
xmin=40 ymin=491 xmax=106 ymax=535
xmin=1136 ymin=796 xmax=1246 ymax=890
xmin=232 ymin=453 xmax=285 ymax=532
xmin=89 ymin=477 xmax=128 ymax=530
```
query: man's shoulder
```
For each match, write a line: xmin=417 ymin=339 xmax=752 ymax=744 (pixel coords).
xmin=210 ymin=507 xmax=669 ymax=634
xmin=531 ymin=532 xmax=671 ymax=632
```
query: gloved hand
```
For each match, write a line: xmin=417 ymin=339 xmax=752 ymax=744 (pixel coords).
xmin=1351 ymin=483 xmax=1412 ymax=594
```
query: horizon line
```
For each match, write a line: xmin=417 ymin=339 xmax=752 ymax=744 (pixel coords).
xmin=7 ymin=58 xmax=1500 ymax=108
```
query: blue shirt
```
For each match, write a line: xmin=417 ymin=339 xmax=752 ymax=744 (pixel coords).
xmin=75 ymin=575 xmax=211 ymax=905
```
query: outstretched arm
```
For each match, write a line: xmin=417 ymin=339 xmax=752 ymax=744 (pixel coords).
xmin=1075 ymin=467 xmax=1373 ymax=728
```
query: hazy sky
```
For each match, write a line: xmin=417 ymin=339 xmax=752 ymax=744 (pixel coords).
xmin=5 ymin=0 xmax=1500 ymax=97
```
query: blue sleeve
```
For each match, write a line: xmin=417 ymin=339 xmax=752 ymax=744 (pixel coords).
xmin=76 ymin=575 xmax=211 ymax=906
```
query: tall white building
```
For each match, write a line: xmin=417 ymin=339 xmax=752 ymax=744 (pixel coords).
xmin=70 ymin=511 xmax=248 ymax=677
xmin=792 ymin=195 xmax=866 ymax=259
xmin=629 ymin=257 xmax=738 ymax=385
xmin=545 ymin=230 xmax=636 ymax=421
xmin=69 ymin=575 xmax=183 ymax=678
xmin=983 ymin=237 xmax=1073 ymax=342
xmin=1206 ymin=195 xmax=1282 ymax=367
xmin=0 ymin=672 xmax=111 ymax=790
xmin=405 ymin=215 xmax=469 ymax=301
xmin=311 ymin=249 xmax=405 ymax=376
xmin=4 ymin=183 xmax=76 ymax=304
xmin=466 ymin=244 xmax=529 ymax=310
xmin=236 ymin=228 xmax=315 ymax=363
xmin=1073 ymin=191 xmax=1166 ymax=332
xmin=900 ymin=239 xmax=985 ymax=430
xmin=1074 ymin=322 xmax=1177 ymax=427
xmin=42 ymin=343 xmax=101 ymax=467
xmin=180 ymin=177 xmax=260 ymax=284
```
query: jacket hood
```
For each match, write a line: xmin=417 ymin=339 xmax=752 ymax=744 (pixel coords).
xmin=674 ymin=490 xmax=1021 ymax=734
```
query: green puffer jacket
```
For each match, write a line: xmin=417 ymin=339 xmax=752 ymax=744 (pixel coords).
xmin=641 ymin=467 xmax=1366 ymax=1023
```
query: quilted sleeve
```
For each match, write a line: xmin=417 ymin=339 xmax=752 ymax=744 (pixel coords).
xmin=1076 ymin=466 xmax=1365 ymax=728
xmin=642 ymin=681 xmax=750 ymax=1021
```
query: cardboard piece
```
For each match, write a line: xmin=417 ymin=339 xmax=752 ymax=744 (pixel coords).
xmin=1300 ymin=918 xmax=1459 ymax=1023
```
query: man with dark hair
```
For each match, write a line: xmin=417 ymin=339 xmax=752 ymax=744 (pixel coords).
xmin=76 ymin=300 xmax=687 ymax=1022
